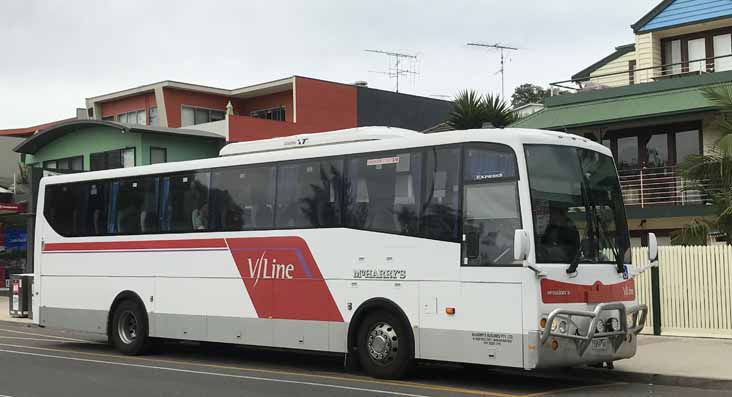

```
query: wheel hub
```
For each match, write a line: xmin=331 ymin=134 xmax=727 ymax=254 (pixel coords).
xmin=367 ymin=322 xmax=398 ymax=365
xmin=117 ymin=310 xmax=138 ymax=345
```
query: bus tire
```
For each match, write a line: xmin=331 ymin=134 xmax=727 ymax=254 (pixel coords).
xmin=356 ymin=310 xmax=413 ymax=379
xmin=110 ymin=300 xmax=152 ymax=355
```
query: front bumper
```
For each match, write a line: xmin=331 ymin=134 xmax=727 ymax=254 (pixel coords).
xmin=534 ymin=302 xmax=648 ymax=367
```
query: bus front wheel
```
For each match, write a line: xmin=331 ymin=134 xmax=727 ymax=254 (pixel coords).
xmin=356 ymin=310 xmax=413 ymax=379
xmin=110 ymin=300 xmax=152 ymax=355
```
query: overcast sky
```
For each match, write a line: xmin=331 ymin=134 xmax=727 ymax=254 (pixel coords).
xmin=0 ymin=0 xmax=659 ymax=129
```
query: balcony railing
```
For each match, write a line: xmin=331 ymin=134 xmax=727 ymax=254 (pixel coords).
xmin=551 ymin=54 xmax=732 ymax=93
xmin=618 ymin=166 xmax=716 ymax=208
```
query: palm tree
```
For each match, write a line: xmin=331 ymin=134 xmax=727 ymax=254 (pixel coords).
xmin=672 ymin=86 xmax=732 ymax=245
xmin=448 ymin=90 xmax=515 ymax=130
xmin=483 ymin=94 xmax=516 ymax=128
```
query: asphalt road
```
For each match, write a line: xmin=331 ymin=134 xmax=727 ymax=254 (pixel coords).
xmin=0 ymin=321 xmax=729 ymax=397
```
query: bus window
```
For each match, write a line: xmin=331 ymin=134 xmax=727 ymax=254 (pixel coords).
xmin=462 ymin=145 xmax=521 ymax=266
xmin=107 ymin=177 xmax=159 ymax=235
xmin=275 ymin=159 xmax=343 ymax=228
xmin=44 ymin=183 xmax=87 ymax=237
xmin=346 ymin=151 xmax=422 ymax=236
xmin=210 ymin=165 xmax=276 ymax=231
xmin=422 ymin=146 xmax=461 ymax=242
xmin=160 ymin=172 xmax=210 ymax=232
xmin=86 ymin=182 xmax=108 ymax=236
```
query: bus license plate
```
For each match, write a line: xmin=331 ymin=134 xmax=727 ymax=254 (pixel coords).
xmin=591 ymin=338 xmax=608 ymax=351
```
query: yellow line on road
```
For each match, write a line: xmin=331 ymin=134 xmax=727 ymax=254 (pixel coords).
xmin=0 ymin=341 xmax=530 ymax=397
xmin=522 ymin=382 xmax=624 ymax=397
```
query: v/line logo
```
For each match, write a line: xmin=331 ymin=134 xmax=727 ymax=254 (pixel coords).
xmin=248 ymin=251 xmax=295 ymax=287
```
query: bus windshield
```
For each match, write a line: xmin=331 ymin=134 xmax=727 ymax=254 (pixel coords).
xmin=525 ymin=144 xmax=630 ymax=267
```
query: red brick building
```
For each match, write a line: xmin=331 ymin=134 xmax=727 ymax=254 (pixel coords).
xmin=85 ymin=76 xmax=452 ymax=142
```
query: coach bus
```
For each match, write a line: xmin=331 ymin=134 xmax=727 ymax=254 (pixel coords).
xmin=33 ymin=126 xmax=650 ymax=379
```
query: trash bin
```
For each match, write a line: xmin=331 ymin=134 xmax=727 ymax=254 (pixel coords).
xmin=9 ymin=274 xmax=32 ymax=318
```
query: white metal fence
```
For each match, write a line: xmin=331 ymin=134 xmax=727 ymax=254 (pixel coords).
xmin=632 ymin=245 xmax=732 ymax=338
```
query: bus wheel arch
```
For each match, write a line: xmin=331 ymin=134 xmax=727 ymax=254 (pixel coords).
xmin=347 ymin=298 xmax=415 ymax=378
xmin=107 ymin=290 xmax=152 ymax=355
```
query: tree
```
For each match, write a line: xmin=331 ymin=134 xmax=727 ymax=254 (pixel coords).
xmin=510 ymin=83 xmax=550 ymax=108
xmin=672 ymin=86 xmax=732 ymax=245
xmin=448 ymin=90 xmax=516 ymax=130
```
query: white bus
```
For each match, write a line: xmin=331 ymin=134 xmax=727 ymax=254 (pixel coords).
xmin=33 ymin=127 xmax=650 ymax=379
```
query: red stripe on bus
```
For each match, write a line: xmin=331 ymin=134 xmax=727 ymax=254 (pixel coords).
xmin=541 ymin=278 xmax=636 ymax=304
xmin=226 ymin=236 xmax=344 ymax=323
xmin=43 ymin=238 xmax=228 ymax=252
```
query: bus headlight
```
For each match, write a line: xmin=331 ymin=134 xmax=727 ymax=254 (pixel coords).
xmin=595 ymin=320 xmax=605 ymax=333
xmin=608 ymin=317 xmax=621 ymax=332
xmin=550 ymin=319 xmax=558 ymax=332
xmin=558 ymin=320 xmax=568 ymax=334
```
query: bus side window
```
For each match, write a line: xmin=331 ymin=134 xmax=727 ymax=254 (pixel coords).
xmin=275 ymin=160 xmax=343 ymax=229
xmin=210 ymin=165 xmax=276 ymax=231
xmin=422 ymin=147 xmax=461 ymax=242
xmin=462 ymin=145 xmax=522 ymax=266
xmin=44 ymin=183 xmax=87 ymax=237
xmin=160 ymin=172 xmax=211 ymax=232
xmin=345 ymin=151 xmax=422 ymax=236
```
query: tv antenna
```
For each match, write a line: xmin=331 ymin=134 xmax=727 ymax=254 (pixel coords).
xmin=365 ymin=49 xmax=418 ymax=93
xmin=467 ymin=42 xmax=518 ymax=98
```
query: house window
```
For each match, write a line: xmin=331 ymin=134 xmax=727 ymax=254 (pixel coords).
xmin=628 ymin=60 xmax=636 ymax=85
xmin=102 ymin=116 xmax=115 ymax=121
xmin=90 ymin=148 xmax=136 ymax=171
xmin=150 ymin=147 xmax=167 ymax=164
xmin=603 ymin=123 xmax=701 ymax=170
xmin=148 ymin=107 xmax=159 ymax=126
xmin=181 ymin=106 xmax=225 ymax=127
xmin=714 ymin=34 xmax=732 ymax=72
xmin=250 ymin=106 xmax=286 ymax=121
xmin=117 ymin=110 xmax=146 ymax=125
xmin=43 ymin=156 xmax=83 ymax=171
xmin=662 ymin=28 xmax=732 ymax=75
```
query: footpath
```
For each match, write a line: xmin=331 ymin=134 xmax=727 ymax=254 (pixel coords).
xmin=0 ymin=295 xmax=729 ymax=387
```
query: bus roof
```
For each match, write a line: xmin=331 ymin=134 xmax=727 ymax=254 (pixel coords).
xmin=40 ymin=127 xmax=609 ymax=186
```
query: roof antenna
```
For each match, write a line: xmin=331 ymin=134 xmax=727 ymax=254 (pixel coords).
xmin=466 ymin=42 xmax=519 ymax=98
xmin=365 ymin=49 xmax=418 ymax=93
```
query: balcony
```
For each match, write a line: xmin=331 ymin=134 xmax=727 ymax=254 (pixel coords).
xmin=551 ymin=54 xmax=732 ymax=93
xmin=618 ymin=166 xmax=717 ymax=208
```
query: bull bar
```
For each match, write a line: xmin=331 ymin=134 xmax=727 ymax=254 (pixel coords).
xmin=539 ymin=302 xmax=648 ymax=356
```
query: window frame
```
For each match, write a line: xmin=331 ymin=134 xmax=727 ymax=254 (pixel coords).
xmin=600 ymin=121 xmax=703 ymax=168
xmin=460 ymin=143 xmax=522 ymax=267
xmin=90 ymin=147 xmax=137 ymax=171
xmin=250 ymin=106 xmax=287 ymax=122
xmin=149 ymin=146 xmax=167 ymax=164
xmin=660 ymin=26 xmax=732 ymax=74
xmin=43 ymin=155 xmax=84 ymax=171
xmin=181 ymin=105 xmax=226 ymax=126
xmin=116 ymin=109 xmax=146 ymax=125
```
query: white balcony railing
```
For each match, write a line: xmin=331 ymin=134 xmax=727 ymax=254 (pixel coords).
xmin=551 ymin=54 xmax=732 ymax=93
xmin=618 ymin=166 xmax=714 ymax=208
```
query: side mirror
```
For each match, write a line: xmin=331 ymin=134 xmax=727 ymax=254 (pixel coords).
xmin=514 ymin=229 xmax=530 ymax=261
xmin=647 ymin=232 xmax=659 ymax=265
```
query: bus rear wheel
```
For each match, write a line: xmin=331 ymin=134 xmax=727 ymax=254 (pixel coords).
xmin=110 ymin=300 xmax=152 ymax=355
xmin=356 ymin=310 xmax=413 ymax=379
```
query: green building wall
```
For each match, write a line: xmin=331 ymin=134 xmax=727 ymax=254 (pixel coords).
xmin=24 ymin=125 xmax=222 ymax=170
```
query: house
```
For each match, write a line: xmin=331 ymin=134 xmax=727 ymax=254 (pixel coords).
xmin=513 ymin=0 xmax=732 ymax=245
xmin=84 ymin=76 xmax=452 ymax=143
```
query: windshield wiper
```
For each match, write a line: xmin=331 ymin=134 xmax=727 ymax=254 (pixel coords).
xmin=566 ymin=182 xmax=596 ymax=276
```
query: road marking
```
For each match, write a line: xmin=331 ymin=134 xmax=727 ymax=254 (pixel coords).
xmin=0 ymin=342 xmax=526 ymax=397
xmin=0 ymin=348 xmax=431 ymax=397
xmin=0 ymin=336 xmax=96 ymax=343
xmin=523 ymin=382 xmax=625 ymax=397
xmin=0 ymin=328 xmax=104 ymax=344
